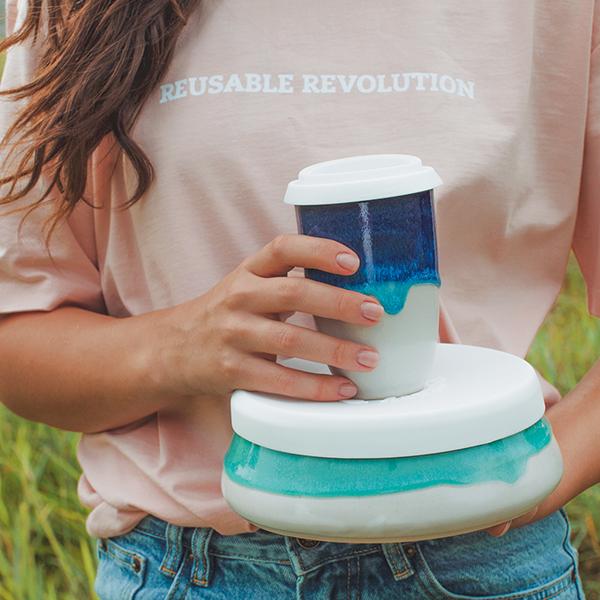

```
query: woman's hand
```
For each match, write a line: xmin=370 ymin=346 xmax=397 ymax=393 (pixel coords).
xmin=152 ymin=234 xmax=384 ymax=402
xmin=487 ymin=371 xmax=600 ymax=536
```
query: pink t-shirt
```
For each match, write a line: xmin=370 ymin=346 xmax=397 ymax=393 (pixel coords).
xmin=2 ymin=0 xmax=600 ymax=538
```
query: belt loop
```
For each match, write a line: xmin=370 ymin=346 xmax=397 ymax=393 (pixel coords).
xmin=381 ymin=543 xmax=414 ymax=581
xmin=159 ymin=523 xmax=184 ymax=578
xmin=283 ymin=536 xmax=306 ymax=576
xmin=190 ymin=527 xmax=214 ymax=587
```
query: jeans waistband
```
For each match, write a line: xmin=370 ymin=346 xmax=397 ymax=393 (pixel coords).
xmin=131 ymin=514 xmax=414 ymax=580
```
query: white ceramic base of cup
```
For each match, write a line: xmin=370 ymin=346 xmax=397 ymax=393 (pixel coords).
xmin=221 ymin=436 xmax=563 ymax=544
xmin=314 ymin=283 xmax=439 ymax=399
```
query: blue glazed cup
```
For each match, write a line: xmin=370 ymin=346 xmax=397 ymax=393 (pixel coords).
xmin=284 ymin=155 xmax=443 ymax=399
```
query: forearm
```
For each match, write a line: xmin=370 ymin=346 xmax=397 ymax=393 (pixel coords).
xmin=488 ymin=356 xmax=600 ymax=535
xmin=547 ymin=357 xmax=600 ymax=498
xmin=0 ymin=307 xmax=185 ymax=434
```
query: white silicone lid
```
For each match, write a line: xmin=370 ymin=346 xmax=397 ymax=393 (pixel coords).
xmin=283 ymin=154 xmax=443 ymax=206
xmin=230 ymin=343 xmax=545 ymax=459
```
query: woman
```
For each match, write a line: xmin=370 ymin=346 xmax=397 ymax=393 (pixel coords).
xmin=0 ymin=0 xmax=598 ymax=597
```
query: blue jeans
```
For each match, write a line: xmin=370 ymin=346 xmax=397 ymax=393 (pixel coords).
xmin=95 ymin=510 xmax=584 ymax=599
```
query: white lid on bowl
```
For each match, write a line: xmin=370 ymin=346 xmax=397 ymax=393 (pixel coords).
xmin=230 ymin=343 xmax=545 ymax=459
xmin=283 ymin=154 xmax=443 ymax=206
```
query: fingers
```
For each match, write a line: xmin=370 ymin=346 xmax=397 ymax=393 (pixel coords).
xmin=486 ymin=521 xmax=513 ymax=537
xmin=235 ymin=355 xmax=359 ymax=401
xmin=244 ymin=276 xmax=384 ymax=325
xmin=243 ymin=234 xmax=360 ymax=278
xmin=239 ymin=317 xmax=379 ymax=372
xmin=225 ymin=272 xmax=384 ymax=326
xmin=508 ymin=506 xmax=540 ymax=529
xmin=234 ymin=234 xmax=384 ymax=325
xmin=486 ymin=506 xmax=539 ymax=537
xmin=278 ymin=311 xmax=295 ymax=322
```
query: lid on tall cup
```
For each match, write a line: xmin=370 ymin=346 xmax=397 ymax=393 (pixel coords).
xmin=284 ymin=154 xmax=442 ymax=206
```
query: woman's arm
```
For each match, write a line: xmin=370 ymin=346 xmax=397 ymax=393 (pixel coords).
xmin=541 ymin=361 xmax=600 ymax=507
xmin=0 ymin=235 xmax=384 ymax=434
xmin=488 ymin=358 xmax=600 ymax=535
xmin=0 ymin=306 xmax=181 ymax=434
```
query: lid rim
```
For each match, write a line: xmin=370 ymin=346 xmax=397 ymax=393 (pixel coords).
xmin=230 ymin=344 xmax=545 ymax=459
xmin=283 ymin=154 xmax=443 ymax=206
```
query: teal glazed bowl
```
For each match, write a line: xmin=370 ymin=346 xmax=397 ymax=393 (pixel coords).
xmin=221 ymin=345 xmax=563 ymax=543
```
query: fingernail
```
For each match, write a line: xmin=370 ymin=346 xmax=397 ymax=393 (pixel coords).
xmin=497 ymin=521 xmax=512 ymax=537
xmin=361 ymin=301 xmax=384 ymax=321
xmin=336 ymin=253 xmax=359 ymax=271
xmin=357 ymin=350 xmax=379 ymax=368
xmin=339 ymin=383 xmax=358 ymax=398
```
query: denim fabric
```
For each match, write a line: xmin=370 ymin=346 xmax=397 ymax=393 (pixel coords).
xmin=95 ymin=509 xmax=585 ymax=600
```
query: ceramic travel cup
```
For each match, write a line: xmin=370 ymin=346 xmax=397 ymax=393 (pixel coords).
xmin=221 ymin=345 xmax=564 ymax=543
xmin=284 ymin=154 xmax=443 ymax=399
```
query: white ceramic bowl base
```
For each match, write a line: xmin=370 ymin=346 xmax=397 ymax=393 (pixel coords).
xmin=315 ymin=284 xmax=439 ymax=399
xmin=221 ymin=437 xmax=563 ymax=543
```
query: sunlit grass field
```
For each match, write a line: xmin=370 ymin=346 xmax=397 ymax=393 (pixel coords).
xmin=0 ymin=255 xmax=598 ymax=598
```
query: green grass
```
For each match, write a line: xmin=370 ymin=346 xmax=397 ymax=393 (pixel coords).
xmin=0 ymin=254 xmax=598 ymax=598
xmin=0 ymin=414 xmax=96 ymax=598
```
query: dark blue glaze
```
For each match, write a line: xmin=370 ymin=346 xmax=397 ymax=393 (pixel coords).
xmin=296 ymin=191 xmax=441 ymax=314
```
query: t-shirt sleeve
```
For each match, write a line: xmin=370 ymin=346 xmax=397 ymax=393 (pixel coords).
xmin=0 ymin=0 xmax=105 ymax=316
xmin=573 ymin=4 xmax=600 ymax=318
xmin=5 ymin=0 xmax=17 ymax=35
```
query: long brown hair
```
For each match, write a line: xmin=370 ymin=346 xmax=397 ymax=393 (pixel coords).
xmin=0 ymin=0 xmax=200 ymax=230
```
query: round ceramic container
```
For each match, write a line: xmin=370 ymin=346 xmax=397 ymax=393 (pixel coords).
xmin=284 ymin=154 xmax=443 ymax=399
xmin=221 ymin=345 xmax=564 ymax=543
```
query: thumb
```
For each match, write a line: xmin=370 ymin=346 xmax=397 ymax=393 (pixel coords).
xmin=487 ymin=520 xmax=513 ymax=537
xmin=486 ymin=506 xmax=540 ymax=537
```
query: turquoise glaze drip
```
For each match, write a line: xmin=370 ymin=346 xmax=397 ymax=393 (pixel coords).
xmin=224 ymin=419 xmax=552 ymax=497
xmin=346 ymin=277 xmax=440 ymax=315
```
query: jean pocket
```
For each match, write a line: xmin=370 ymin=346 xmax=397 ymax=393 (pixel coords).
xmin=414 ymin=510 xmax=584 ymax=600
xmin=418 ymin=554 xmax=579 ymax=600
xmin=95 ymin=537 xmax=146 ymax=600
